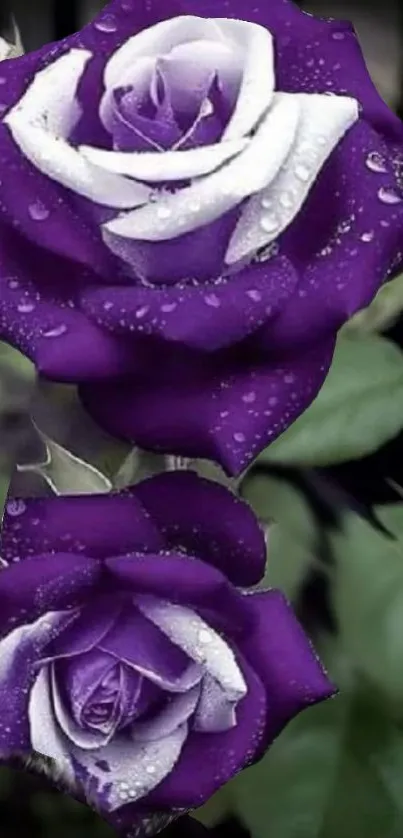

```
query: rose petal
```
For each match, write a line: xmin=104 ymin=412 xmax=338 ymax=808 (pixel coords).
xmin=80 ymin=337 xmax=335 ymax=476
xmin=132 ymin=684 xmax=201 ymax=742
xmin=239 ymin=590 xmax=335 ymax=751
xmin=147 ymin=659 xmax=265 ymax=808
xmin=80 ymin=136 xmax=248 ymax=181
xmin=0 ymin=552 xmax=101 ymax=627
xmin=106 ymin=553 xmax=253 ymax=636
xmin=0 ymin=612 xmax=73 ymax=753
xmin=80 ymin=253 xmax=298 ymax=350
xmin=40 ymin=600 xmax=121 ymax=663
xmin=99 ymin=605 xmax=203 ymax=693
xmin=51 ymin=660 xmax=116 ymax=750
xmin=28 ymin=665 xmax=79 ymax=785
xmin=217 ymin=18 xmax=274 ymax=141
xmin=134 ymin=597 xmax=246 ymax=701
xmin=226 ymin=92 xmax=359 ymax=265
xmin=104 ymin=92 xmax=300 ymax=241
xmin=103 ymin=16 xmax=224 ymax=92
xmin=4 ymin=50 xmax=152 ymax=208
xmin=192 ymin=673 xmax=237 ymax=732
xmin=1 ymin=492 xmax=162 ymax=565
xmin=131 ymin=471 xmax=266 ymax=586
xmin=72 ymin=722 xmax=188 ymax=810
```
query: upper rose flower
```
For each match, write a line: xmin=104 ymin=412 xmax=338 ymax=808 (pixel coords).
xmin=0 ymin=0 xmax=402 ymax=473
xmin=0 ymin=472 xmax=333 ymax=836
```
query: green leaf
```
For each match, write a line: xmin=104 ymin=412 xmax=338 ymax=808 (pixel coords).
xmin=330 ymin=505 xmax=403 ymax=710
xmin=17 ymin=425 xmax=112 ymax=495
xmin=348 ymin=273 xmax=403 ymax=334
xmin=229 ymin=692 xmax=401 ymax=838
xmin=259 ymin=332 xmax=403 ymax=467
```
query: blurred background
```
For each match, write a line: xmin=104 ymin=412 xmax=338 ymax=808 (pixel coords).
xmin=3 ymin=1 xmax=403 ymax=837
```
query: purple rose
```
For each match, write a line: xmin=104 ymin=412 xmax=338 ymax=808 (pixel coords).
xmin=0 ymin=472 xmax=333 ymax=834
xmin=0 ymin=0 xmax=402 ymax=473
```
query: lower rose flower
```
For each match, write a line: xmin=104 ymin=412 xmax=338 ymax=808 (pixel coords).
xmin=0 ymin=472 xmax=334 ymax=835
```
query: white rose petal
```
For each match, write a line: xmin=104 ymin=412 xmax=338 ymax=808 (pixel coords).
xmin=104 ymin=16 xmax=228 ymax=92
xmin=73 ymin=723 xmax=188 ymax=810
xmin=104 ymin=92 xmax=300 ymax=241
xmin=29 ymin=665 xmax=76 ymax=786
xmin=4 ymin=49 xmax=152 ymax=209
xmin=216 ymin=18 xmax=275 ymax=141
xmin=79 ymin=136 xmax=248 ymax=181
xmin=226 ymin=93 xmax=359 ymax=265
xmin=134 ymin=596 xmax=247 ymax=702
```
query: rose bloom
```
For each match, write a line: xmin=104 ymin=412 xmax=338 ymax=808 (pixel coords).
xmin=0 ymin=473 xmax=333 ymax=835
xmin=1 ymin=0 xmax=402 ymax=473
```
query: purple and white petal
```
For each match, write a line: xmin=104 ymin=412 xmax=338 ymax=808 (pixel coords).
xmin=51 ymin=662 xmax=116 ymax=750
xmin=193 ymin=673 xmax=238 ymax=732
xmin=29 ymin=665 xmax=75 ymax=783
xmin=134 ymin=596 xmax=247 ymax=701
xmin=104 ymin=93 xmax=300 ymax=241
xmin=72 ymin=722 xmax=188 ymax=810
xmin=4 ymin=50 xmax=152 ymax=208
xmin=132 ymin=684 xmax=201 ymax=742
xmin=226 ymin=91 xmax=359 ymax=265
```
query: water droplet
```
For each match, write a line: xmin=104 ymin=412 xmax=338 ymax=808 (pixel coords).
xmin=284 ymin=373 xmax=295 ymax=384
xmin=268 ymin=396 xmax=278 ymax=407
xmin=204 ymin=293 xmax=220 ymax=308
xmin=160 ymin=302 xmax=177 ymax=313
xmin=198 ymin=629 xmax=213 ymax=644
xmin=233 ymin=431 xmax=246 ymax=443
xmin=279 ymin=192 xmax=293 ymax=209
xmin=42 ymin=324 xmax=67 ymax=338
xmin=94 ymin=13 xmax=118 ymax=32
xmin=365 ymin=151 xmax=387 ymax=174
xmin=28 ymin=201 xmax=50 ymax=221
xmin=294 ymin=163 xmax=311 ymax=182
xmin=17 ymin=301 xmax=35 ymax=313
xmin=360 ymin=230 xmax=374 ymax=242
xmin=146 ymin=765 xmax=156 ymax=774
xmin=260 ymin=213 xmax=279 ymax=233
xmin=242 ymin=391 xmax=256 ymax=404
xmin=188 ymin=199 xmax=201 ymax=212
xmin=157 ymin=205 xmax=172 ymax=219
xmin=246 ymin=289 xmax=262 ymax=302
xmin=261 ymin=196 xmax=272 ymax=209
xmin=7 ymin=279 xmax=19 ymax=290
xmin=6 ymin=500 xmax=26 ymax=517
xmin=103 ymin=301 xmax=114 ymax=310
xmin=378 ymin=186 xmax=402 ymax=205
xmin=331 ymin=30 xmax=345 ymax=40
xmin=135 ymin=305 xmax=149 ymax=318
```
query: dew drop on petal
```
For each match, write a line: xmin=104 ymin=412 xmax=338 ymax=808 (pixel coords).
xmin=246 ymin=289 xmax=262 ymax=302
xmin=103 ymin=301 xmax=114 ymax=310
xmin=260 ymin=213 xmax=279 ymax=233
xmin=198 ymin=629 xmax=213 ymax=644
xmin=365 ymin=151 xmax=388 ymax=173
xmin=135 ymin=305 xmax=149 ymax=318
xmin=360 ymin=230 xmax=374 ymax=242
xmin=279 ymin=192 xmax=294 ymax=209
xmin=160 ymin=302 xmax=178 ymax=313
xmin=204 ymin=293 xmax=220 ymax=308
xmin=377 ymin=186 xmax=402 ymax=205
xmin=294 ymin=163 xmax=311 ymax=182
xmin=7 ymin=279 xmax=19 ymax=290
xmin=28 ymin=201 xmax=50 ymax=221
xmin=261 ymin=196 xmax=272 ymax=209
xmin=242 ymin=391 xmax=256 ymax=404
xmin=331 ymin=30 xmax=345 ymax=40
xmin=157 ymin=205 xmax=172 ymax=220
xmin=94 ymin=13 xmax=117 ymax=32
xmin=42 ymin=324 xmax=68 ymax=338
xmin=233 ymin=432 xmax=246 ymax=443
xmin=6 ymin=500 xmax=26 ymax=517
xmin=17 ymin=301 xmax=35 ymax=313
